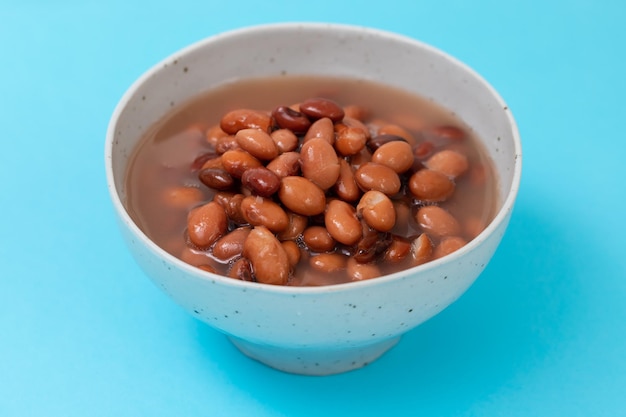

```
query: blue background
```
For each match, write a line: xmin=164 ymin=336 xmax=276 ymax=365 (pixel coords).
xmin=1 ymin=1 xmax=625 ymax=416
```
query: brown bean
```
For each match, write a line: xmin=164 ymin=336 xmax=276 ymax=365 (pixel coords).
xmin=415 ymin=205 xmax=461 ymax=238
xmin=270 ymin=128 xmax=299 ymax=153
xmin=215 ymin=135 xmax=240 ymax=154
xmin=228 ymin=258 xmax=254 ymax=281
xmin=310 ymin=253 xmax=347 ymax=272
xmin=371 ymin=140 xmax=414 ymax=173
xmin=353 ymin=227 xmax=392 ymax=263
xmin=272 ymin=106 xmax=312 ymax=134
xmin=198 ymin=168 xmax=235 ymax=191
xmin=213 ymin=192 xmax=247 ymax=225
xmin=411 ymin=233 xmax=433 ymax=266
xmin=205 ymin=124 xmax=228 ymax=147
xmin=426 ymin=149 xmax=469 ymax=179
xmin=356 ymin=190 xmax=396 ymax=232
xmin=241 ymin=167 xmax=281 ymax=197
xmin=300 ymin=138 xmax=341 ymax=190
xmin=191 ymin=151 xmax=218 ymax=171
xmin=366 ymin=134 xmax=407 ymax=153
xmin=414 ymin=141 xmax=435 ymax=159
xmin=408 ymin=169 xmax=455 ymax=202
xmin=197 ymin=264 xmax=218 ymax=274
xmin=302 ymin=226 xmax=336 ymax=253
xmin=334 ymin=159 xmax=361 ymax=202
xmin=347 ymin=258 xmax=381 ymax=281
xmin=354 ymin=162 xmax=401 ymax=195
xmin=212 ymin=227 xmax=252 ymax=261
xmin=220 ymin=149 xmax=262 ymax=178
xmin=343 ymin=104 xmax=370 ymax=121
xmin=299 ymin=97 xmax=345 ymax=122
xmin=276 ymin=212 xmax=308 ymax=241
xmin=281 ymin=240 xmax=301 ymax=267
xmin=266 ymin=151 xmax=301 ymax=178
xmin=325 ymin=199 xmax=362 ymax=245
xmin=378 ymin=124 xmax=417 ymax=146
xmin=235 ymin=128 xmax=279 ymax=161
xmin=334 ymin=125 xmax=367 ymax=156
xmin=278 ymin=176 xmax=326 ymax=216
xmin=220 ymin=109 xmax=271 ymax=134
xmin=162 ymin=186 xmax=204 ymax=209
xmin=187 ymin=201 xmax=228 ymax=249
xmin=243 ymin=226 xmax=290 ymax=285
xmin=199 ymin=155 xmax=224 ymax=170
xmin=303 ymin=117 xmax=335 ymax=144
xmin=382 ymin=235 xmax=412 ymax=263
xmin=433 ymin=236 xmax=468 ymax=259
xmin=240 ymin=195 xmax=289 ymax=232
xmin=350 ymin=147 xmax=372 ymax=169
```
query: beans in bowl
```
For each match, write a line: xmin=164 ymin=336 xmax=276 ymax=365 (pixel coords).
xmin=125 ymin=76 xmax=497 ymax=286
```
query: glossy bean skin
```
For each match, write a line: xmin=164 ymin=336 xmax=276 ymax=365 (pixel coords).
xmin=243 ymin=226 xmax=290 ymax=285
xmin=310 ymin=253 xmax=347 ymax=272
xmin=228 ymin=258 xmax=254 ymax=282
xmin=382 ymin=235 xmax=412 ymax=263
xmin=415 ymin=206 xmax=461 ymax=238
xmin=186 ymin=201 xmax=228 ymax=249
xmin=266 ymin=151 xmax=301 ymax=178
xmin=302 ymin=226 xmax=336 ymax=252
xmin=240 ymin=195 xmax=289 ymax=232
xmin=378 ymin=124 xmax=417 ymax=146
xmin=408 ymin=169 xmax=455 ymax=202
xmin=241 ymin=166 xmax=281 ymax=197
xmin=281 ymin=240 xmax=301 ymax=267
xmin=220 ymin=109 xmax=271 ymax=134
xmin=371 ymin=140 xmax=414 ymax=173
xmin=270 ymin=128 xmax=299 ymax=153
xmin=334 ymin=121 xmax=368 ymax=156
xmin=278 ymin=176 xmax=326 ymax=216
xmin=198 ymin=168 xmax=235 ymax=191
xmin=276 ymin=212 xmax=308 ymax=241
xmin=333 ymin=159 xmax=361 ymax=202
xmin=426 ymin=149 xmax=469 ymax=178
xmin=299 ymin=97 xmax=345 ymax=122
xmin=213 ymin=192 xmax=247 ymax=225
xmin=300 ymin=138 xmax=341 ymax=190
xmin=354 ymin=162 xmax=401 ymax=195
xmin=356 ymin=190 xmax=396 ymax=232
xmin=220 ymin=149 xmax=262 ymax=178
xmin=215 ymin=135 xmax=240 ymax=154
xmin=212 ymin=227 xmax=251 ymax=261
xmin=366 ymin=134 xmax=407 ymax=153
xmin=325 ymin=199 xmax=362 ymax=245
xmin=205 ymin=124 xmax=228 ymax=147
xmin=303 ymin=117 xmax=335 ymax=144
xmin=347 ymin=258 xmax=381 ymax=281
xmin=411 ymin=233 xmax=433 ymax=266
xmin=235 ymin=128 xmax=279 ymax=161
xmin=162 ymin=186 xmax=204 ymax=209
xmin=433 ymin=236 xmax=467 ymax=259
xmin=272 ymin=106 xmax=311 ymax=134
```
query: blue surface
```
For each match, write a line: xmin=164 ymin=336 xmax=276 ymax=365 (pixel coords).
xmin=1 ymin=1 xmax=625 ymax=416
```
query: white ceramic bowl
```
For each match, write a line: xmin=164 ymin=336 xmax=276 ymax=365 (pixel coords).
xmin=105 ymin=23 xmax=522 ymax=375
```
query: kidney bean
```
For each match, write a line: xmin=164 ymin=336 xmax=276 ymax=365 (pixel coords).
xmin=378 ymin=124 xmax=416 ymax=146
xmin=220 ymin=108 xmax=271 ymax=134
xmin=278 ymin=176 xmax=326 ymax=216
xmin=299 ymin=97 xmax=345 ymax=122
xmin=371 ymin=140 xmax=414 ymax=173
xmin=366 ymin=134 xmax=407 ymax=153
xmin=213 ymin=192 xmax=247 ymax=225
xmin=303 ymin=117 xmax=335 ymax=144
xmin=235 ymin=128 xmax=279 ymax=161
xmin=325 ymin=199 xmax=362 ymax=245
xmin=212 ymin=227 xmax=252 ymax=261
xmin=272 ymin=106 xmax=312 ymax=134
xmin=334 ymin=125 xmax=367 ymax=156
xmin=205 ymin=124 xmax=228 ymax=147
xmin=343 ymin=104 xmax=370 ymax=121
xmin=354 ymin=162 xmax=401 ymax=195
xmin=426 ymin=149 xmax=469 ymax=179
xmin=356 ymin=190 xmax=396 ymax=232
xmin=241 ymin=166 xmax=281 ymax=197
xmin=416 ymin=205 xmax=461 ymax=238
xmin=302 ymin=226 xmax=336 ymax=253
xmin=162 ymin=186 xmax=204 ymax=209
xmin=228 ymin=258 xmax=255 ymax=281
xmin=281 ymin=240 xmax=301 ymax=267
xmin=270 ymin=128 xmax=299 ymax=153
xmin=411 ymin=233 xmax=433 ymax=266
xmin=276 ymin=212 xmax=308 ymax=241
xmin=220 ymin=149 xmax=262 ymax=178
xmin=334 ymin=159 xmax=361 ymax=202
xmin=198 ymin=168 xmax=235 ymax=191
xmin=240 ymin=195 xmax=289 ymax=232
xmin=215 ymin=135 xmax=240 ymax=154
xmin=433 ymin=236 xmax=467 ymax=259
xmin=187 ymin=201 xmax=228 ymax=249
xmin=310 ymin=253 xmax=347 ymax=272
xmin=428 ymin=125 xmax=466 ymax=142
xmin=408 ymin=169 xmax=455 ymax=202
xmin=266 ymin=151 xmax=301 ymax=178
xmin=347 ymin=257 xmax=381 ymax=281
xmin=300 ymin=138 xmax=341 ymax=190
xmin=382 ymin=235 xmax=412 ymax=263
xmin=243 ymin=226 xmax=290 ymax=285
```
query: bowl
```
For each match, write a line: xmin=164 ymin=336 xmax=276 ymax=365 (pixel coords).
xmin=105 ymin=23 xmax=522 ymax=375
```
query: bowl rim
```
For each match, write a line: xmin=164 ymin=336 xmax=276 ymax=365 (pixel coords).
xmin=104 ymin=22 xmax=522 ymax=295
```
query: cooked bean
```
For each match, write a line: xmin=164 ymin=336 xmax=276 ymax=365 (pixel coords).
xmin=162 ymin=186 xmax=204 ymax=209
xmin=413 ymin=141 xmax=435 ymax=159
xmin=343 ymin=104 xmax=370 ymax=121
xmin=371 ymin=140 xmax=414 ymax=173
xmin=228 ymin=258 xmax=254 ymax=281
xmin=299 ymin=138 xmax=341 ymax=190
xmin=212 ymin=227 xmax=252 ymax=261
xmin=266 ymin=151 xmax=301 ymax=178
xmin=382 ymin=235 xmax=412 ymax=263
xmin=415 ymin=205 xmax=461 ymax=238
xmin=276 ymin=212 xmax=308 ymax=241
xmin=366 ymin=134 xmax=407 ymax=153
xmin=334 ymin=125 xmax=367 ymax=156
xmin=310 ymin=253 xmax=347 ymax=272
xmin=198 ymin=168 xmax=235 ymax=191
xmin=240 ymin=195 xmax=289 ymax=232
xmin=353 ymin=228 xmax=392 ymax=263
xmin=426 ymin=149 xmax=469 ymax=178
xmin=205 ymin=124 xmax=228 ymax=147
xmin=241 ymin=166 xmax=281 ymax=197
xmin=187 ymin=201 xmax=228 ymax=248
xmin=334 ymin=159 xmax=361 ymax=202
xmin=302 ymin=226 xmax=336 ymax=253
xmin=278 ymin=176 xmax=326 ymax=216
xmin=180 ymin=246 xmax=214 ymax=267
xmin=378 ymin=124 xmax=417 ymax=146
xmin=356 ymin=190 xmax=396 ymax=232
xmin=220 ymin=149 xmax=262 ymax=178
xmin=235 ymin=128 xmax=279 ymax=161
xmin=347 ymin=258 xmax=381 ymax=281
xmin=270 ymin=128 xmax=299 ymax=153
xmin=220 ymin=108 xmax=271 ymax=134
xmin=411 ymin=233 xmax=433 ymax=266
xmin=354 ymin=162 xmax=401 ymax=195
xmin=200 ymin=155 xmax=224 ymax=170
xmin=350 ymin=147 xmax=372 ymax=169
xmin=408 ymin=169 xmax=455 ymax=202
xmin=243 ymin=226 xmax=290 ymax=285
xmin=272 ymin=106 xmax=311 ymax=134
xmin=281 ymin=240 xmax=301 ymax=267
xmin=325 ymin=199 xmax=362 ymax=245
xmin=215 ymin=135 xmax=240 ymax=154
xmin=213 ymin=192 xmax=247 ymax=225
xmin=191 ymin=151 xmax=218 ymax=171
xmin=303 ymin=117 xmax=335 ymax=144
xmin=433 ymin=236 xmax=467 ymax=259
xmin=299 ymin=97 xmax=345 ymax=122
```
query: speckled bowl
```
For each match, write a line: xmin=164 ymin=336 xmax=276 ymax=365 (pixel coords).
xmin=105 ymin=23 xmax=522 ymax=375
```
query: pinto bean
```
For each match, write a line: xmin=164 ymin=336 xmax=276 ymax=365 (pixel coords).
xmin=408 ymin=169 xmax=455 ymax=202
xmin=354 ymin=162 xmax=401 ymax=195
xmin=303 ymin=117 xmax=335 ymax=144
xmin=300 ymin=138 xmax=341 ymax=190
xmin=325 ymin=199 xmax=362 ymax=245
xmin=415 ymin=206 xmax=461 ymax=238
xmin=281 ymin=240 xmax=302 ymax=267
xmin=228 ymin=258 xmax=254 ymax=281
xmin=266 ymin=151 xmax=301 ymax=178
xmin=433 ymin=236 xmax=468 ymax=259
xmin=220 ymin=108 xmax=271 ymax=134
xmin=382 ymin=235 xmax=412 ymax=263
xmin=243 ymin=226 xmax=290 ymax=285
xmin=371 ymin=140 xmax=414 ymax=173
xmin=186 ymin=201 xmax=228 ymax=249
xmin=347 ymin=258 xmax=381 ymax=281
xmin=220 ymin=149 xmax=262 ymax=178
xmin=278 ymin=176 xmax=326 ymax=216
xmin=310 ymin=253 xmax=347 ymax=272
xmin=270 ymin=128 xmax=299 ymax=153
xmin=426 ymin=149 xmax=469 ymax=178
xmin=212 ymin=227 xmax=251 ymax=261
xmin=356 ymin=190 xmax=396 ymax=232
xmin=235 ymin=128 xmax=279 ymax=161
xmin=276 ymin=212 xmax=308 ymax=241
xmin=334 ymin=159 xmax=361 ymax=202
xmin=302 ymin=226 xmax=336 ymax=253
xmin=411 ymin=233 xmax=434 ymax=266
xmin=240 ymin=195 xmax=289 ymax=232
